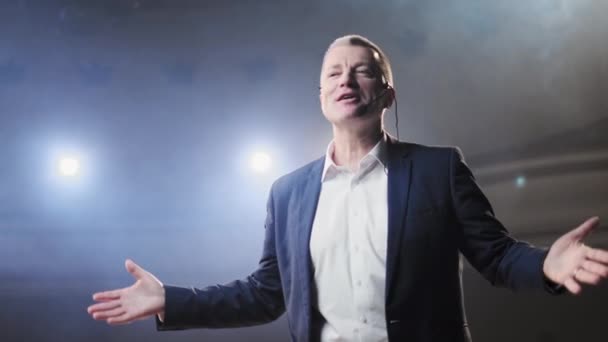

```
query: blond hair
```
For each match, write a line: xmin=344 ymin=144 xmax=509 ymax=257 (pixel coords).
xmin=323 ymin=34 xmax=393 ymax=87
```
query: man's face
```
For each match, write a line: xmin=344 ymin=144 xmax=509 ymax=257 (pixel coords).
xmin=319 ymin=44 xmax=386 ymax=127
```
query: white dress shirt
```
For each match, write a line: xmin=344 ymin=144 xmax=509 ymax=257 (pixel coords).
xmin=309 ymin=136 xmax=389 ymax=342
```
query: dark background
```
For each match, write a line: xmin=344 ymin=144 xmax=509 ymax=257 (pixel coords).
xmin=1 ymin=0 xmax=607 ymax=341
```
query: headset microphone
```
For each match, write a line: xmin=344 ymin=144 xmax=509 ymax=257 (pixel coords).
xmin=372 ymin=84 xmax=399 ymax=140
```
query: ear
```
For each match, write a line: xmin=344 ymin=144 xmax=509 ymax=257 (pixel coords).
xmin=383 ymin=86 xmax=395 ymax=109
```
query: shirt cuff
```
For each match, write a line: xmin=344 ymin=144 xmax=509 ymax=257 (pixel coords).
xmin=543 ymin=275 xmax=566 ymax=295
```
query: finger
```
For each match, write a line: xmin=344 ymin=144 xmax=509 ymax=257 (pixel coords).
xmin=88 ymin=300 xmax=121 ymax=314
xmin=563 ymin=277 xmax=582 ymax=295
xmin=107 ymin=312 xmax=134 ymax=325
xmin=582 ymin=260 xmax=608 ymax=278
xmin=125 ymin=259 xmax=145 ymax=280
xmin=586 ymin=247 xmax=608 ymax=264
xmin=574 ymin=269 xmax=602 ymax=285
xmin=93 ymin=307 xmax=126 ymax=321
xmin=566 ymin=217 xmax=600 ymax=240
xmin=92 ymin=289 xmax=125 ymax=301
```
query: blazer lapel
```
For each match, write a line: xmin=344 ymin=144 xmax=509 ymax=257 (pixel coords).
xmin=385 ymin=139 xmax=412 ymax=301
xmin=295 ymin=157 xmax=324 ymax=336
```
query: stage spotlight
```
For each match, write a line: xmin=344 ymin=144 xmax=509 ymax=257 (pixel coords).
xmin=250 ymin=152 xmax=271 ymax=173
xmin=57 ymin=156 xmax=81 ymax=177
xmin=515 ymin=175 xmax=526 ymax=188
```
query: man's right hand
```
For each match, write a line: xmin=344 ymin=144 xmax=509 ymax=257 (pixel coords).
xmin=87 ymin=259 xmax=165 ymax=325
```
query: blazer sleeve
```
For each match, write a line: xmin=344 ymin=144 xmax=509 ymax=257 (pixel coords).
xmin=449 ymin=147 xmax=561 ymax=293
xmin=156 ymin=186 xmax=285 ymax=330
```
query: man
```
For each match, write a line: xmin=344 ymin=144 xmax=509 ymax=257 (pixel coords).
xmin=88 ymin=35 xmax=608 ymax=341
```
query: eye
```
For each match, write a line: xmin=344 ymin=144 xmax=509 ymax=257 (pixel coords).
xmin=328 ymin=72 xmax=340 ymax=78
xmin=357 ymin=69 xmax=374 ymax=77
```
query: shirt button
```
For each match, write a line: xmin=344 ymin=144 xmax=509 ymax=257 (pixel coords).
xmin=361 ymin=317 xmax=367 ymax=324
xmin=356 ymin=280 xmax=362 ymax=287
xmin=354 ymin=245 xmax=359 ymax=252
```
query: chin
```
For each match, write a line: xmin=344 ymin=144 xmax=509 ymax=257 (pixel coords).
xmin=326 ymin=112 xmax=357 ymax=125
xmin=329 ymin=106 xmax=366 ymax=120
xmin=330 ymin=112 xmax=378 ymax=129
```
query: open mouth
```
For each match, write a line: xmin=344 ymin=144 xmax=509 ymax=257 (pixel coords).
xmin=337 ymin=94 xmax=360 ymax=102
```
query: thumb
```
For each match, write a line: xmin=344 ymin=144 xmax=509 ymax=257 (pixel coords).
xmin=565 ymin=216 xmax=600 ymax=241
xmin=125 ymin=259 xmax=145 ymax=280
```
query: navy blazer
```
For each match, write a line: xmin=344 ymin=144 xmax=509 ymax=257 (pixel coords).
xmin=157 ymin=138 xmax=554 ymax=341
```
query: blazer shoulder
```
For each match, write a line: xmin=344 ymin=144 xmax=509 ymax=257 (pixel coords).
xmin=394 ymin=140 xmax=462 ymax=160
xmin=270 ymin=156 xmax=324 ymax=195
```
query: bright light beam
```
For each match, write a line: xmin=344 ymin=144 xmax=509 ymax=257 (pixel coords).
xmin=250 ymin=152 xmax=272 ymax=173
xmin=57 ymin=156 xmax=81 ymax=177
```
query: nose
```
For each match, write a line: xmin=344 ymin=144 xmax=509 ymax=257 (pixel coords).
xmin=338 ymin=69 xmax=358 ymax=89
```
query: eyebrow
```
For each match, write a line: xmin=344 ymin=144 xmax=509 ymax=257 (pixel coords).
xmin=325 ymin=62 xmax=374 ymax=71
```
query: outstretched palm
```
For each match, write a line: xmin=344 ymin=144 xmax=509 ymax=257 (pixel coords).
xmin=543 ymin=217 xmax=608 ymax=294
xmin=88 ymin=259 xmax=165 ymax=324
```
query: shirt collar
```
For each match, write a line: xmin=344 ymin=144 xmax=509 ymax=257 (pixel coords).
xmin=321 ymin=133 xmax=389 ymax=182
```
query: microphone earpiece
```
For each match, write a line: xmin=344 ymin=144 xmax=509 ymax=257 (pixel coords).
xmin=376 ymin=84 xmax=392 ymax=109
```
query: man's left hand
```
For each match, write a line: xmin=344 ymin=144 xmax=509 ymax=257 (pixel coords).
xmin=543 ymin=216 xmax=608 ymax=294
